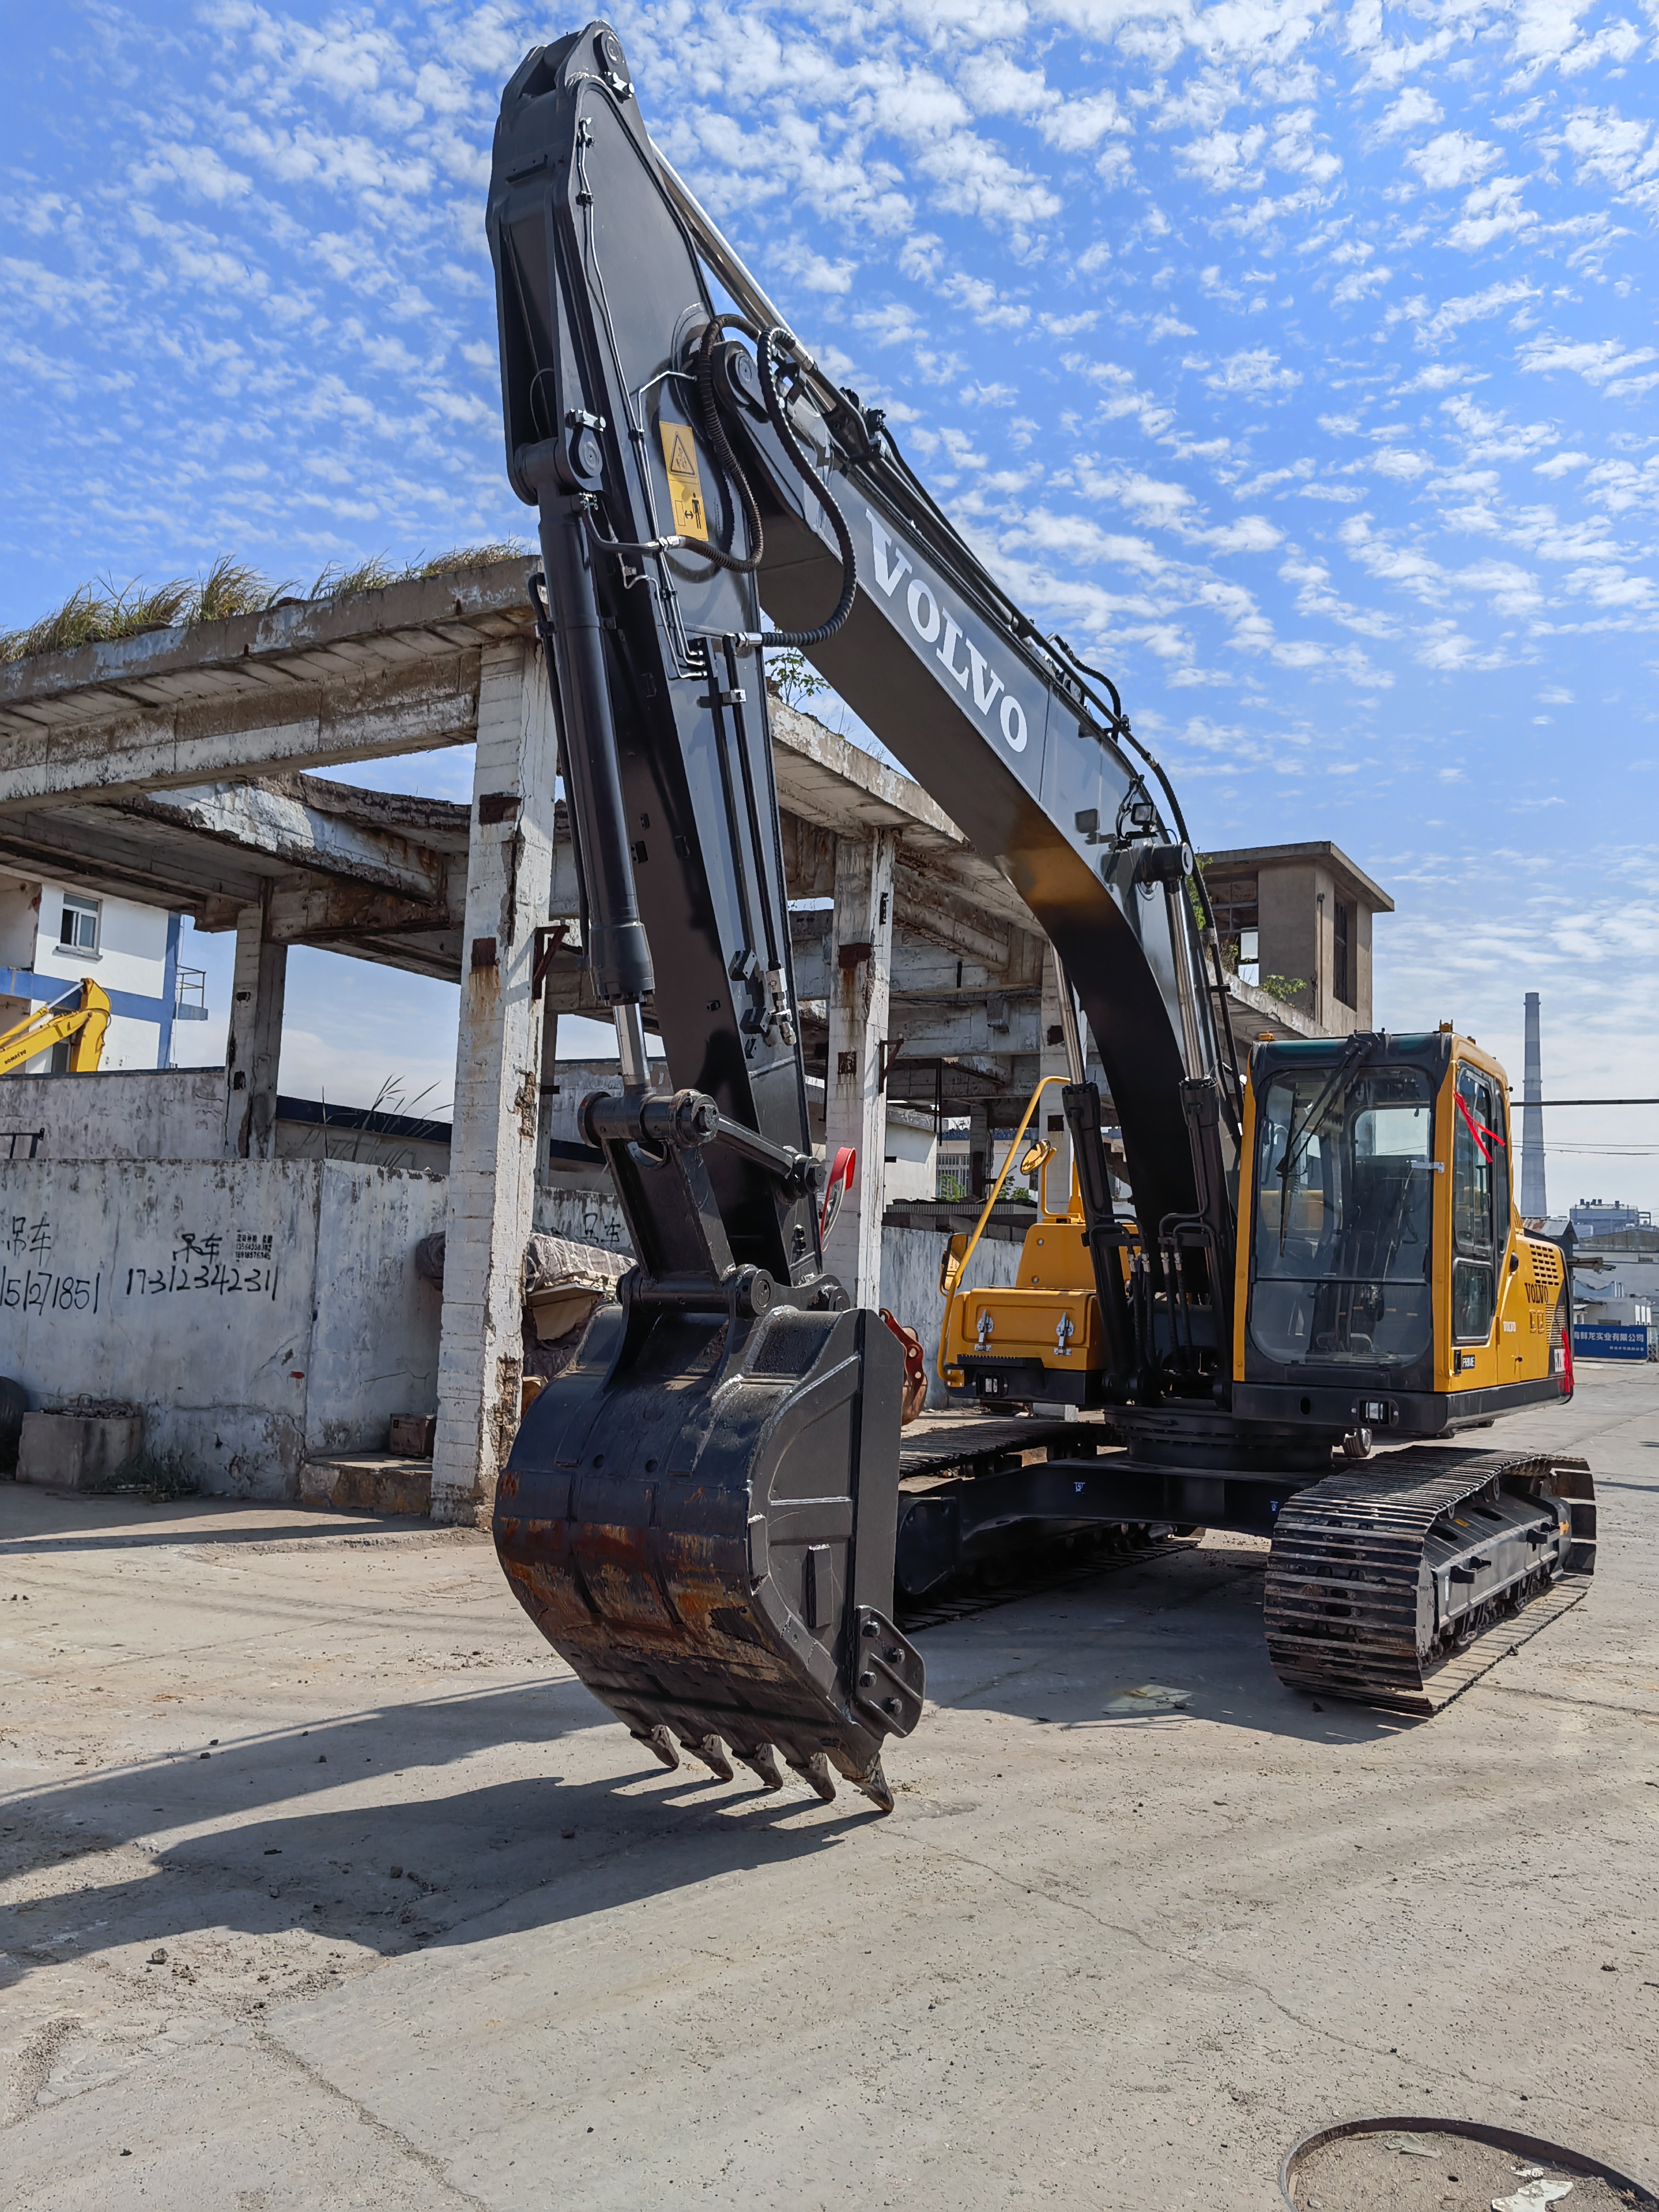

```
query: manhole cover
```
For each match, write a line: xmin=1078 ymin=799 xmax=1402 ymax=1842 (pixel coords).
xmin=1282 ymin=2117 xmax=1658 ymax=2211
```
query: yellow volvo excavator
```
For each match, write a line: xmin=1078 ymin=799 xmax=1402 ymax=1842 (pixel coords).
xmin=0 ymin=980 xmax=110 ymax=1076
xmin=943 ymin=1036 xmax=1568 ymax=1429
xmin=481 ymin=26 xmax=1593 ymax=1808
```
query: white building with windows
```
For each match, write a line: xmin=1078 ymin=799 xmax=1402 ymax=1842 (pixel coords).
xmin=0 ymin=874 xmax=205 ymax=1071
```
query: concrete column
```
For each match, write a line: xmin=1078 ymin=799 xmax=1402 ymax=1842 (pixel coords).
xmin=1039 ymin=948 xmax=1071 ymax=1212
xmin=430 ymin=638 xmax=560 ymax=1526
xmin=535 ymin=996 xmax=559 ymax=1191
xmin=224 ymin=892 xmax=286 ymax=1159
xmin=968 ymin=1101 xmax=991 ymax=1202
xmin=822 ymin=828 xmax=898 ymax=1309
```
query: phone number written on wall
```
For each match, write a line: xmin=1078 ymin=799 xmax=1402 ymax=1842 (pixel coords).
xmin=1 ymin=1219 xmax=282 ymax=1314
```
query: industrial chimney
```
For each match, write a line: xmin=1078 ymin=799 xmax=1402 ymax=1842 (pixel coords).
xmin=1521 ymin=990 xmax=1547 ymax=1219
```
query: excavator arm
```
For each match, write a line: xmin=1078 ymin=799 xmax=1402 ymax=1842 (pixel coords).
xmin=0 ymin=980 xmax=110 ymax=1076
xmin=484 ymin=24 xmax=1250 ymax=1799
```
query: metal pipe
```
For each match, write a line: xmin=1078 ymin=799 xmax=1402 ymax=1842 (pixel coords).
xmin=1054 ymin=956 xmax=1088 ymax=1086
xmin=615 ymin=1000 xmax=651 ymax=1089
xmin=537 ymin=491 xmax=654 ymax=1006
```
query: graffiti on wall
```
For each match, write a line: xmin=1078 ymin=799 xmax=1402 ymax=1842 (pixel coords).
xmin=0 ymin=1215 xmax=285 ymax=1317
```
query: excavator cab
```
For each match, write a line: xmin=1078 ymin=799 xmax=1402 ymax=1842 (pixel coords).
xmin=1233 ymin=1030 xmax=1572 ymax=1440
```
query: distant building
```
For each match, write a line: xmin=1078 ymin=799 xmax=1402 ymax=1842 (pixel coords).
xmin=1571 ymin=1198 xmax=1653 ymax=1239
xmin=1201 ymin=841 xmax=1393 ymax=1035
xmin=0 ymin=873 xmax=208 ymax=1071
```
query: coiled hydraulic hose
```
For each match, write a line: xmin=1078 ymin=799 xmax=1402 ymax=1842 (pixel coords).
xmin=581 ymin=318 xmax=857 ymax=651
xmin=741 ymin=324 xmax=858 ymax=650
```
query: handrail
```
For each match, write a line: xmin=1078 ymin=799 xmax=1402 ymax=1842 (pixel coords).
xmin=934 ymin=1073 xmax=1073 ymax=1382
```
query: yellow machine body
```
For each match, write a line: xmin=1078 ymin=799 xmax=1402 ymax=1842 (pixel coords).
xmin=0 ymin=980 xmax=111 ymax=1077
xmin=939 ymin=1075 xmax=1118 ymax=1411
xmin=1231 ymin=1028 xmax=1570 ymax=1436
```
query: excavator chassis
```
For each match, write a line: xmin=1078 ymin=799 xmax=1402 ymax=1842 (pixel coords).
xmin=887 ymin=1422 xmax=1596 ymax=1717
xmin=495 ymin=1292 xmax=926 ymax=1811
xmin=1264 ymin=1447 xmax=1596 ymax=1715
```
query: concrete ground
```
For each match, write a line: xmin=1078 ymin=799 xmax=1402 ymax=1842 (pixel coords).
xmin=2 ymin=1365 xmax=1656 ymax=2212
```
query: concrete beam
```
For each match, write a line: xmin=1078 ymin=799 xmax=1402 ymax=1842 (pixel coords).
xmin=134 ymin=781 xmax=449 ymax=901
xmin=821 ymin=829 xmax=897 ymax=1309
xmin=769 ymin=697 xmax=962 ymax=850
xmin=791 ymin=911 xmax=1032 ymax=999
xmin=431 ymin=639 xmax=559 ymax=1526
xmin=0 ymin=655 xmax=483 ymax=817
xmin=264 ymin=879 xmax=457 ymax=946
xmin=894 ymin=858 xmax=1037 ymax=969
xmin=0 ymin=807 xmax=273 ymax=912
xmin=866 ymin=997 xmax=1042 ymax=1060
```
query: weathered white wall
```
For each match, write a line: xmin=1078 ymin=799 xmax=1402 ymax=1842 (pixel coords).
xmin=533 ymin=1183 xmax=631 ymax=1251
xmin=882 ymin=1113 xmax=939 ymax=1205
xmin=0 ymin=1158 xmax=444 ymax=1494
xmin=880 ymin=1223 xmax=1026 ymax=1410
xmin=0 ymin=1070 xmax=226 ymax=1161
xmin=306 ymin=1164 xmax=447 ymax=1456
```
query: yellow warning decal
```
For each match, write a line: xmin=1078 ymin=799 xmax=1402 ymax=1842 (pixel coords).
xmin=657 ymin=418 xmax=709 ymax=539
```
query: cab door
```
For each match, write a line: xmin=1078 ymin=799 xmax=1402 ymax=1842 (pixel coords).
xmin=1449 ymin=1062 xmax=1509 ymax=1378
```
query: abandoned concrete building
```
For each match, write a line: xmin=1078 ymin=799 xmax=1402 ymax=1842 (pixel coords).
xmin=0 ymin=554 xmax=1386 ymax=1518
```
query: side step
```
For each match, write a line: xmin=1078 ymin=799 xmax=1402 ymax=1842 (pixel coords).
xmin=1264 ymin=1446 xmax=1595 ymax=1717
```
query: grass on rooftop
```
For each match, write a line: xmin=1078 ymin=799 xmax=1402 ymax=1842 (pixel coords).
xmin=0 ymin=543 xmax=531 ymax=665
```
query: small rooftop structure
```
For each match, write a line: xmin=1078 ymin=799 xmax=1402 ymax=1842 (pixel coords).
xmin=1203 ymin=840 xmax=1393 ymax=1035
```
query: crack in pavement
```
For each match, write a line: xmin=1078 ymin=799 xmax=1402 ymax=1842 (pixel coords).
xmin=247 ymin=2020 xmax=494 ymax=2209
xmin=901 ymin=1831 xmax=1651 ymax=2139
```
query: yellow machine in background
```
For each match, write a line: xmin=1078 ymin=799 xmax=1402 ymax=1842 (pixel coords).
xmin=939 ymin=1074 xmax=1115 ymax=1413
xmin=0 ymin=980 xmax=111 ymax=1077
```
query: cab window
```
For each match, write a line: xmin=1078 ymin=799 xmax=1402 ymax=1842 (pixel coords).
xmin=1451 ymin=1064 xmax=1506 ymax=1342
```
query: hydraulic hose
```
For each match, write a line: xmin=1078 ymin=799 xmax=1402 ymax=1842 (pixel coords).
xmin=1056 ymin=635 xmax=1245 ymax=1127
xmin=580 ymin=318 xmax=857 ymax=650
xmin=738 ymin=325 xmax=858 ymax=650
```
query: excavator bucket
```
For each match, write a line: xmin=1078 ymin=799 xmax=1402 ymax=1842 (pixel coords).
xmin=495 ymin=1290 xmax=926 ymax=1810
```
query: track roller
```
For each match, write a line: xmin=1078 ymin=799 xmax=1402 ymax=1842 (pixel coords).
xmin=1264 ymin=1445 xmax=1595 ymax=1716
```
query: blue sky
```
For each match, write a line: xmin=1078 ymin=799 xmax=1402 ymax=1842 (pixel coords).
xmin=4 ymin=0 xmax=1657 ymax=1205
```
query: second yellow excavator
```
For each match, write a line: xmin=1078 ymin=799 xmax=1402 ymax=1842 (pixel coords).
xmin=939 ymin=1075 xmax=1112 ymax=1415
xmin=0 ymin=980 xmax=111 ymax=1077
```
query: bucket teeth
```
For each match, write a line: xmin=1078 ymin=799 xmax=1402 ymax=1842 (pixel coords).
xmin=684 ymin=1734 xmax=734 ymax=1783
xmin=790 ymin=1751 xmax=838 ymax=1804
xmin=635 ymin=1724 xmax=680 ymax=1771
xmin=734 ymin=1743 xmax=784 ymax=1791
xmin=848 ymin=1754 xmax=894 ymax=1814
